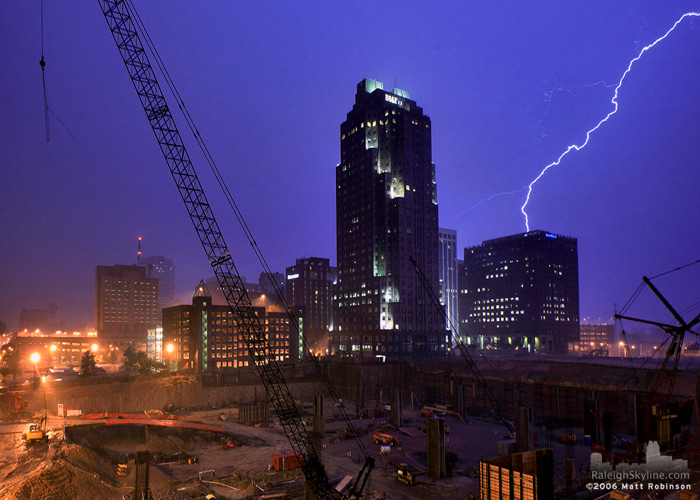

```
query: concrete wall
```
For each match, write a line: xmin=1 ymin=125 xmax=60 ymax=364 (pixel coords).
xmin=323 ymin=360 xmax=676 ymax=435
xmin=0 ymin=375 xmax=323 ymax=417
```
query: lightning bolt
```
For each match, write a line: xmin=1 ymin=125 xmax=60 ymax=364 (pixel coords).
xmin=521 ymin=12 xmax=700 ymax=232
xmin=536 ymin=81 xmax=615 ymax=139
xmin=456 ymin=187 xmax=527 ymax=216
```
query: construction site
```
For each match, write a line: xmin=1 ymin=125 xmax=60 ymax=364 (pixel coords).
xmin=1 ymin=352 xmax=700 ymax=500
xmin=3 ymin=2 xmax=700 ymax=499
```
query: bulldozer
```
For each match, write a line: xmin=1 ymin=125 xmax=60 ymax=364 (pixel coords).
xmin=24 ymin=414 xmax=48 ymax=444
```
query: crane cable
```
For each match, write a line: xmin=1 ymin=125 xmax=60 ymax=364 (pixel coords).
xmin=125 ymin=1 xmax=370 ymax=460
xmin=650 ymin=257 xmax=700 ymax=280
xmin=40 ymin=0 xmax=49 ymax=142
xmin=619 ymin=257 xmax=700 ymax=317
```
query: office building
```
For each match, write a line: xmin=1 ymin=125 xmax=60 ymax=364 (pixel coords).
xmin=13 ymin=330 xmax=100 ymax=368
xmin=162 ymin=280 xmax=296 ymax=374
xmin=285 ymin=258 xmax=334 ymax=355
xmin=95 ymin=264 xmax=159 ymax=347
xmin=259 ymin=271 xmax=285 ymax=296
xmin=570 ymin=323 xmax=613 ymax=355
xmin=141 ymin=255 xmax=176 ymax=310
xmin=18 ymin=303 xmax=58 ymax=333
xmin=438 ymin=228 xmax=458 ymax=337
xmin=331 ymin=78 xmax=446 ymax=359
xmin=458 ymin=230 xmax=579 ymax=353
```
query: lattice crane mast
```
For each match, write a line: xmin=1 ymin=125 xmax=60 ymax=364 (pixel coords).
xmin=98 ymin=1 xmax=372 ymax=498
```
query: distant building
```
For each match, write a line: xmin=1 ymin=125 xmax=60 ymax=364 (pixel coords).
xmin=458 ymin=230 xmax=579 ymax=353
xmin=147 ymin=327 xmax=164 ymax=363
xmin=162 ymin=280 xmax=296 ymax=374
xmin=13 ymin=330 xmax=99 ymax=368
xmin=259 ymin=271 xmax=285 ymax=297
xmin=331 ymin=78 xmax=446 ymax=359
xmin=141 ymin=255 xmax=176 ymax=310
xmin=205 ymin=276 xmax=263 ymax=305
xmin=479 ymin=449 xmax=554 ymax=500
xmin=285 ymin=257 xmax=334 ymax=355
xmin=95 ymin=264 xmax=159 ymax=348
xmin=18 ymin=303 xmax=58 ymax=333
xmin=570 ymin=323 xmax=613 ymax=355
xmin=438 ymin=228 xmax=458 ymax=337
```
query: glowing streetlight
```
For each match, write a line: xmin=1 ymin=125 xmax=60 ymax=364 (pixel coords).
xmin=91 ymin=344 xmax=98 ymax=352
xmin=30 ymin=352 xmax=40 ymax=363
xmin=166 ymin=344 xmax=174 ymax=374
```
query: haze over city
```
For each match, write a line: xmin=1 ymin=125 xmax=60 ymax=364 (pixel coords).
xmin=2 ymin=0 xmax=700 ymax=332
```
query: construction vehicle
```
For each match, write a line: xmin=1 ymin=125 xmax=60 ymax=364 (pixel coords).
xmin=24 ymin=414 xmax=48 ymax=444
xmin=373 ymin=431 xmax=400 ymax=447
xmin=396 ymin=463 xmax=422 ymax=486
xmin=12 ymin=392 xmax=29 ymax=413
xmin=98 ymin=2 xmax=373 ymax=498
xmin=420 ymin=405 xmax=469 ymax=424
xmin=556 ymin=433 xmax=577 ymax=445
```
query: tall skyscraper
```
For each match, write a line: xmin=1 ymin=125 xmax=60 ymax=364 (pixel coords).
xmin=285 ymin=257 xmax=334 ymax=355
xmin=141 ymin=255 xmax=176 ymax=310
xmin=438 ymin=228 xmax=458 ymax=336
xmin=95 ymin=264 xmax=159 ymax=347
xmin=331 ymin=78 xmax=446 ymax=359
xmin=458 ymin=230 xmax=579 ymax=353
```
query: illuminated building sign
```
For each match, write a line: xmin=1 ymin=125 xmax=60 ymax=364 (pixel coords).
xmin=384 ymin=93 xmax=410 ymax=110
xmin=287 ymin=273 xmax=299 ymax=280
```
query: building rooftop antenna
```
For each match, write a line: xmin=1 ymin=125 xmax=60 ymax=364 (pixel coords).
xmin=137 ymin=236 xmax=142 ymax=264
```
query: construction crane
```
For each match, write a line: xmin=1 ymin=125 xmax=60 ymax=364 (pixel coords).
xmin=409 ymin=256 xmax=515 ymax=434
xmin=614 ymin=275 xmax=700 ymax=449
xmin=615 ymin=276 xmax=700 ymax=407
xmin=97 ymin=1 xmax=373 ymax=498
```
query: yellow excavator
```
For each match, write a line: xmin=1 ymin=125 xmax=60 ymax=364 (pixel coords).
xmin=24 ymin=414 xmax=48 ymax=444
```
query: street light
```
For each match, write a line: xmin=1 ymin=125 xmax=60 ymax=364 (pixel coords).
xmin=166 ymin=343 xmax=174 ymax=374
xmin=30 ymin=352 xmax=40 ymax=382
xmin=30 ymin=353 xmax=47 ymax=411
xmin=40 ymin=375 xmax=47 ymax=411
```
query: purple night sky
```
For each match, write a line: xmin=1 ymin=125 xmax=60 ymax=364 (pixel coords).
xmin=1 ymin=1 xmax=700 ymax=334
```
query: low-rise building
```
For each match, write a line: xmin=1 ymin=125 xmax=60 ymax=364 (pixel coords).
xmin=161 ymin=280 xmax=297 ymax=374
xmin=480 ymin=448 xmax=553 ymax=500
xmin=569 ymin=323 xmax=613 ymax=355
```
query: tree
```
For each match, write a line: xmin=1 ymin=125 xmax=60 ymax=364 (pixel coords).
xmin=0 ymin=341 xmax=21 ymax=382
xmin=122 ymin=346 xmax=164 ymax=374
xmin=122 ymin=346 xmax=139 ymax=372
xmin=80 ymin=350 xmax=96 ymax=377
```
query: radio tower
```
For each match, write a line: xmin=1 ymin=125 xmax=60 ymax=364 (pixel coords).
xmin=137 ymin=236 xmax=142 ymax=264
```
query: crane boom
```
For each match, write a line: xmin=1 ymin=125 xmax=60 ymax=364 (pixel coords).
xmin=409 ymin=256 xmax=515 ymax=434
xmin=98 ymin=1 xmax=343 ymax=497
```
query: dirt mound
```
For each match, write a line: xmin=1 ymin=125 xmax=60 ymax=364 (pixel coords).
xmin=2 ymin=443 xmax=121 ymax=500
